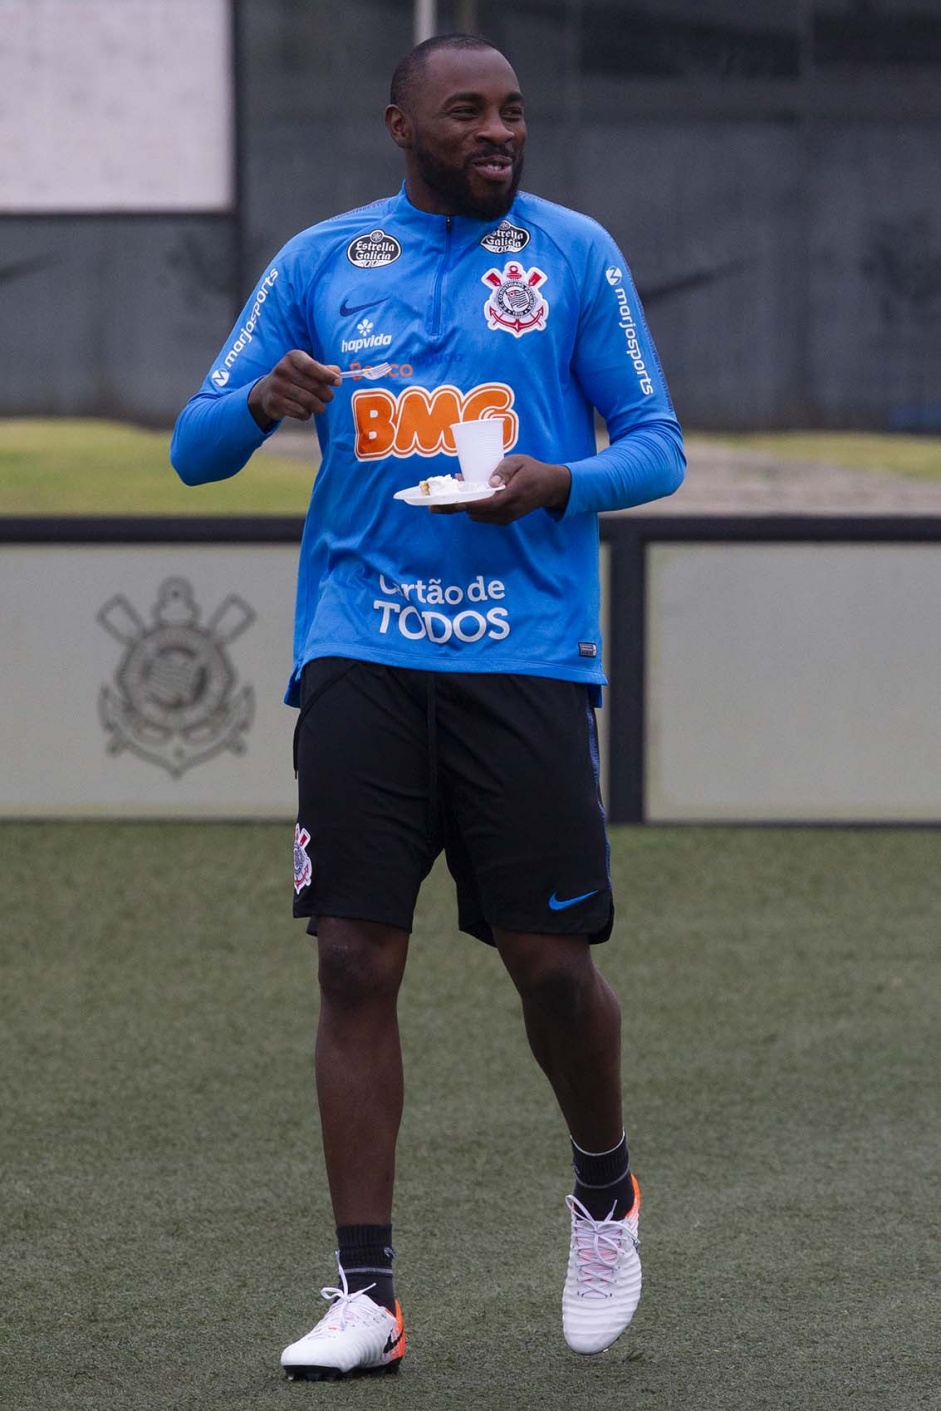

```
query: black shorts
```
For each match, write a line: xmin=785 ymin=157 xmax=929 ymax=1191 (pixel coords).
xmin=292 ymin=658 xmax=613 ymax=945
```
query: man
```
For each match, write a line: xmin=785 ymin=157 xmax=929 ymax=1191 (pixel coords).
xmin=171 ymin=32 xmax=684 ymax=1380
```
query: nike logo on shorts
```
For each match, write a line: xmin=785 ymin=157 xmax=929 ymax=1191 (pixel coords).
xmin=548 ymin=889 xmax=600 ymax=911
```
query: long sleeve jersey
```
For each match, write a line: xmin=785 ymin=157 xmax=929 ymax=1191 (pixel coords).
xmin=171 ymin=185 xmax=685 ymax=705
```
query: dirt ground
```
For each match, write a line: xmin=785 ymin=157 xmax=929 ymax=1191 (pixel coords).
xmin=260 ymin=424 xmax=941 ymax=516
xmin=648 ymin=437 xmax=941 ymax=516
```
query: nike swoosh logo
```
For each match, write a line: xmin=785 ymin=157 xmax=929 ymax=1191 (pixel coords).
xmin=340 ymin=296 xmax=389 ymax=317
xmin=548 ymin=889 xmax=599 ymax=911
xmin=383 ymin=1327 xmax=404 ymax=1355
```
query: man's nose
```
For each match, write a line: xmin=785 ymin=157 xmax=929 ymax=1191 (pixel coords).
xmin=476 ymin=108 xmax=516 ymax=144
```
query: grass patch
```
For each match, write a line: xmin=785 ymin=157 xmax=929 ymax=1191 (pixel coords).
xmin=0 ymin=418 xmax=316 ymax=516
xmin=3 ymin=419 xmax=941 ymax=517
xmin=3 ymin=823 xmax=939 ymax=1411
xmin=693 ymin=430 xmax=941 ymax=480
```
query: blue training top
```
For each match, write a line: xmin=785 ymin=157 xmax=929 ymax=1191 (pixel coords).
xmin=171 ymin=185 xmax=685 ymax=705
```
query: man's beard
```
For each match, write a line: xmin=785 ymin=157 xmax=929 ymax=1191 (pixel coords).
xmin=412 ymin=140 xmax=524 ymax=220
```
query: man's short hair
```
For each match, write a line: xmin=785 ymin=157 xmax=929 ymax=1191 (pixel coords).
xmin=390 ymin=33 xmax=500 ymax=112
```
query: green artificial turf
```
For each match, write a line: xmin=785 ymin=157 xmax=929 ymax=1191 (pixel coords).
xmin=3 ymin=419 xmax=941 ymax=519
xmin=2 ymin=824 xmax=939 ymax=1411
xmin=0 ymin=418 xmax=316 ymax=515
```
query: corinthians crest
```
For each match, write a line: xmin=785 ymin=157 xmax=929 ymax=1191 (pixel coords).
xmin=481 ymin=261 xmax=549 ymax=337
xmin=98 ymin=577 xmax=255 ymax=777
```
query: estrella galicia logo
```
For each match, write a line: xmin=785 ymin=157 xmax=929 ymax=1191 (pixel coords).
xmin=480 ymin=220 xmax=531 ymax=255
xmin=347 ymin=229 xmax=402 ymax=268
xmin=97 ymin=578 xmax=255 ymax=777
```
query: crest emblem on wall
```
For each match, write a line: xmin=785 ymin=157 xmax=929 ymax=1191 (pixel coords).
xmin=481 ymin=262 xmax=549 ymax=337
xmin=97 ymin=577 xmax=255 ymax=777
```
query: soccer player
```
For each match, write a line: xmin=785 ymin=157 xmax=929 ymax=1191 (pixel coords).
xmin=171 ymin=33 xmax=684 ymax=1379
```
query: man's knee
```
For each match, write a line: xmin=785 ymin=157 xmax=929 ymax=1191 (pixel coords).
xmin=317 ymin=919 xmax=408 ymax=1009
xmin=497 ymin=933 xmax=598 ymax=1023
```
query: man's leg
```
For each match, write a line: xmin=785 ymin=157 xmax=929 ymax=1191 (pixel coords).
xmin=493 ymin=929 xmax=622 ymax=1152
xmin=285 ymin=662 xmax=434 ymax=1378
xmin=281 ymin=916 xmax=410 ymax=1381
xmin=315 ymin=916 xmax=410 ymax=1225
xmin=494 ymin=928 xmax=642 ymax=1355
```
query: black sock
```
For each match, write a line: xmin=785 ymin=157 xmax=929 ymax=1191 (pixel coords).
xmin=336 ymin=1224 xmax=396 ymax=1312
xmin=570 ymin=1133 xmax=635 ymax=1220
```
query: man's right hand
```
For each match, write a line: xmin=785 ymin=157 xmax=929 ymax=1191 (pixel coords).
xmin=248 ymin=350 xmax=342 ymax=429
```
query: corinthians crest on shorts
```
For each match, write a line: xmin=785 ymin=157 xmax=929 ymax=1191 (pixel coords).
xmin=481 ymin=261 xmax=549 ymax=337
xmin=293 ymin=824 xmax=313 ymax=894
xmin=97 ymin=577 xmax=255 ymax=777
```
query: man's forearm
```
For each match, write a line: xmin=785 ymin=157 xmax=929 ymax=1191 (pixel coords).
xmin=170 ymin=384 xmax=273 ymax=486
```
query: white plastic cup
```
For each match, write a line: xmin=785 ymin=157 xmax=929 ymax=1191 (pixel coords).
xmin=450 ymin=419 xmax=506 ymax=485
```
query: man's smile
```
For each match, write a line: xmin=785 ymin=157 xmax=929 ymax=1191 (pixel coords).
xmin=468 ymin=150 xmax=517 ymax=185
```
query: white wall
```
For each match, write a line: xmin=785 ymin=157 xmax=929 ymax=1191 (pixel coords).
xmin=0 ymin=544 xmax=297 ymax=816
xmin=5 ymin=533 xmax=941 ymax=823
xmin=0 ymin=0 xmax=233 ymax=213
xmin=646 ymin=542 xmax=941 ymax=821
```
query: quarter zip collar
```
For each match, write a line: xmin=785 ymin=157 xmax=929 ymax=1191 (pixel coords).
xmin=389 ymin=183 xmax=521 ymax=243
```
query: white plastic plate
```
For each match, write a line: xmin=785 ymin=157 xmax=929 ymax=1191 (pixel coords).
xmin=393 ymin=482 xmax=506 ymax=507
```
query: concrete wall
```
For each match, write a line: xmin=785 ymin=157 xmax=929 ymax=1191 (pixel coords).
xmin=7 ymin=519 xmax=941 ymax=823
xmin=1 ymin=0 xmax=939 ymax=430
xmin=0 ymin=216 xmax=235 ymax=423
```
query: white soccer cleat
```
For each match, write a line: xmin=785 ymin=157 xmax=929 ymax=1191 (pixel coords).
xmin=281 ymin=1269 xmax=406 ymax=1381
xmin=562 ymin=1176 xmax=642 ymax=1354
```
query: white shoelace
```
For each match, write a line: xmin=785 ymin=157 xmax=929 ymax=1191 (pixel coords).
xmin=566 ymin=1194 xmax=640 ymax=1297
xmin=316 ymin=1270 xmax=381 ymax=1331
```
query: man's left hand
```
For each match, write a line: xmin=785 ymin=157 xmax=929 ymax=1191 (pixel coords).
xmin=432 ymin=455 xmax=571 ymax=523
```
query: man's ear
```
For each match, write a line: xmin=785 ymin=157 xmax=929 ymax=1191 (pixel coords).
xmin=385 ymin=104 xmax=412 ymax=150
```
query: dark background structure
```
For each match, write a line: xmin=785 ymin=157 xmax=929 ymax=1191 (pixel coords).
xmin=2 ymin=0 xmax=939 ymax=430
